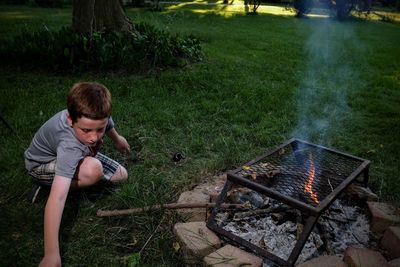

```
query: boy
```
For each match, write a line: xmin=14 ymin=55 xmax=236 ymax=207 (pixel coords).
xmin=24 ymin=82 xmax=130 ymax=267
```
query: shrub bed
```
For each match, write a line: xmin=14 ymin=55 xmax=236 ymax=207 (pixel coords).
xmin=1 ymin=22 xmax=202 ymax=72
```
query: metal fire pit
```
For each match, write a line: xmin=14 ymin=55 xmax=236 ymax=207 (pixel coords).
xmin=207 ymin=138 xmax=370 ymax=266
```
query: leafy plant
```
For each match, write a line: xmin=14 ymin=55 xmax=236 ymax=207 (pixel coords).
xmin=1 ymin=23 xmax=202 ymax=72
xmin=126 ymin=252 xmax=141 ymax=267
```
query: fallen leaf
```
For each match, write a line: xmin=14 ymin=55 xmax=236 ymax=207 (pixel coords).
xmin=173 ymin=242 xmax=180 ymax=251
xmin=127 ymin=238 xmax=138 ymax=247
xmin=242 ymin=165 xmax=251 ymax=171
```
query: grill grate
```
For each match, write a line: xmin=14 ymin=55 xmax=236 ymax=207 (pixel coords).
xmin=207 ymin=138 xmax=370 ymax=266
xmin=235 ymin=142 xmax=364 ymax=207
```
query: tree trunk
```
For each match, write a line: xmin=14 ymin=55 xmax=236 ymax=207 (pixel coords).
xmin=72 ymin=0 xmax=133 ymax=34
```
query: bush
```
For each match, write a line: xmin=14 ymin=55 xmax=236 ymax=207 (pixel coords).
xmin=0 ymin=0 xmax=28 ymax=4
xmin=126 ymin=0 xmax=146 ymax=7
xmin=34 ymin=0 xmax=64 ymax=7
xmin=0 ymin=23 xmax=202 ymax=72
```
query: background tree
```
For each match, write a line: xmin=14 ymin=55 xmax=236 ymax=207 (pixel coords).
xmin=72 ymin=0 xmax=133 ymax=34
xmin=245 ymin=0 xmax=262 ymax=15
xmin=293 ymin=0 xmax=313 ymax=17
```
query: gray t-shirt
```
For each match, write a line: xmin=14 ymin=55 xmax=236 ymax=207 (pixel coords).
xmin=24 ymin=109 xmax=114 ymax=179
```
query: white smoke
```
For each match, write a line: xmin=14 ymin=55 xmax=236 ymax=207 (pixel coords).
xmin=292 ymin=19 xmax=363 ymax=145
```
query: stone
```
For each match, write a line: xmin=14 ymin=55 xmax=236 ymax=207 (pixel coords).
xmin=381 ymin=226 xmax=400 ymax=259
xmin=346 ymin=185 xmax=378 ymax=201
xmin=193 ymin=174 xmax=226 ymax=196
xmin=174 ymin=221 xmax=221 ymax=266
xmin=296 ymin=255 xmax=346 ymax=267
xmin=389 ymin=258 xmax=400 ymax=267
xmin=343 ymin=246 xmax=390 ymax=267
xmin=203 ymin=244 xmax=263 ymax=267
xmin=367 ymin=202 xmax=400 ymax=237
xmin=177 ymin=190 xmax=210 ymax=222
xmin=209 ymin=191 xmax=220 ymax=203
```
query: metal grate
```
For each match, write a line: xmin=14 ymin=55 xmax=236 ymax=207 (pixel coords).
xmin=235 ymin=140 xmax=365 ymax=207
xmin=207 ymin=138 xmax=370 ymax=266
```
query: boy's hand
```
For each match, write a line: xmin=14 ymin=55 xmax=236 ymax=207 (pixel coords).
xmin=114 ymin=135 xmax=130 ymax=154
xmin=106 ymin=128 xmax=131 ymax=154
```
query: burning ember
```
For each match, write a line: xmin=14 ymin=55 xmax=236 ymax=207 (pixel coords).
xmin=304 ymin=154 xmax=319 ymax=204
xmin=215 ymin=190 xmax=370 ymax=266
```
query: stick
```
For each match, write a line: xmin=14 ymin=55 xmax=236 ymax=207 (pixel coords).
xmin=0 ymin=112 xmax=15 ymax=133
xmin=317 ymin=222 xmax=333 ymax=255
xmin=97 ymin=202 xmax=247 ymax=217
xmin=233 ymin=207 xmax=273 ymax=220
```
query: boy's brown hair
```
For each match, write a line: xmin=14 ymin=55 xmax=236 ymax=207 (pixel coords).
xmin=67 ymin=82 xmax=112 ymax=123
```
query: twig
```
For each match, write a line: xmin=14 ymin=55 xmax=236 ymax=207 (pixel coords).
xmin=0 ymin=112 xmax=15 ymax=133
xmin=321 ymin=215 xmax=356 ymax=223
xmin=316 ymin=222 xmax=333 ymax=255
xmin=233 ymin=207 xmax=273 ymax=220
xmin=97 ymin=202 xmax=247 ymax=217
xmin=140 ymin=216 xmax=164 ymax=254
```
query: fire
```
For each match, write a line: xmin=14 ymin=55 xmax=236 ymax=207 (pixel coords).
xmin=304 ymin=154 xmax=319 ymax=204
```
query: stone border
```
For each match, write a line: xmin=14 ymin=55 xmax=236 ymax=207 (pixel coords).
xmin=173 ymin=174 xmax=400 ymax=266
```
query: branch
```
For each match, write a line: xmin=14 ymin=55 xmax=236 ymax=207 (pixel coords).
xmin=97 ymin=202 xmax=247 ymax=217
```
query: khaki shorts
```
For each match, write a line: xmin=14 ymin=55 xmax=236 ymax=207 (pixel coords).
xmin=28 ymin=153 xmax=120 ymax=184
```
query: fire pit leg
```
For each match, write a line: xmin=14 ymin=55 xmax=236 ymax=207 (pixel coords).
xmin=287 ymin=214 xmax=319 ymax=266
xmin=362 ymin=166 xmax=369 ymax=187
xmin=208 ymin=179 xmax=234 ymax=223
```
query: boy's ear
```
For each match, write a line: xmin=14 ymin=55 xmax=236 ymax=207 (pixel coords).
xmin=66 ymin=114 xmax=74 ymax=127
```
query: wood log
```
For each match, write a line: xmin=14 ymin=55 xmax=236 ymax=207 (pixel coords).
xmin=346 ymin=184 xmax=378 ymax=201
xmin=97 ymin=202 xmax=247 ymax=217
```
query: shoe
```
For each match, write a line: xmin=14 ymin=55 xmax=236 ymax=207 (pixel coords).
xmin=78 ymin=190 xmax=95 ymax=207
xmin=27 ymin=183 xmax=51 ymax=203
xmin=27 ymin=184 xmax=42 ymax=203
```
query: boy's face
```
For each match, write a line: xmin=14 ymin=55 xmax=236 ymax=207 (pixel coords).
xmin=67 ymin=115 xmax=108 ymax=147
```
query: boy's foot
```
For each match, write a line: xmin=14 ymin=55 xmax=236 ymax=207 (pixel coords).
xmin=76 ymin=182 xmax=118 ymax=206
xmin=27 ymin=184 xmax=49 ymax=203
xmin=78 ymin=190 xmax=95 ymax=207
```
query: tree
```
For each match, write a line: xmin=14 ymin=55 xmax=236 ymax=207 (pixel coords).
xmin=72 ymin=0 xmax=133 ymax=34
xmin=244 ymin=0 xmax=262 ymax=15
xmin=293 ymin=0 xmax=313 ymax=17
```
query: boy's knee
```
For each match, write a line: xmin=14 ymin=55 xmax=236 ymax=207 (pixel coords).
xmin=78 ymin=157 xmax=103 ymax=185
xmin=86 ymin=158 xmax=103 ymax=177
xmin=110 ymin=166 xmax=128 ymax=183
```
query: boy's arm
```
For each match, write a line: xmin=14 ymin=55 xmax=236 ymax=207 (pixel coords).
xmin=39 ymin=175 xmax=71 ymax=267
xmin=106 ymin=128 xmax=130 ymax=154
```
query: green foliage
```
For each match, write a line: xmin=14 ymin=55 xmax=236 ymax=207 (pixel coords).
xmin=34 ymin=0 xmax=64 ymax=8
xmin=126 ymin=0 xmax=146 ymax=7
xmin=0 ymin=0 xmax=28 ymax=4
xmin=1 ymin=23 xmax=202 ymax=72
xmin=127 ymin=252 xmax=141 ymax=267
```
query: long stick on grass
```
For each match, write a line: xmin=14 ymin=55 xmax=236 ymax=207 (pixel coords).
xmin=97 ymin=202 xmax=247 ymax=217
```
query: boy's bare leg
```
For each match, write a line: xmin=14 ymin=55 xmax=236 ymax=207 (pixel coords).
xmin=70 ymin=157 xmax=103 ymax=190
xmin=110 ymin=166 xmax=128 ymax=183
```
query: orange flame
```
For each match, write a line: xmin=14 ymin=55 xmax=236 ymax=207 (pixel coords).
xmin=304 ymin=154 xmax=319 ymax=204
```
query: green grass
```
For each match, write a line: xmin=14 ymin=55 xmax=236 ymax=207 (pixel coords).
xmin=1 ymin=4 xmax=400 ymax=266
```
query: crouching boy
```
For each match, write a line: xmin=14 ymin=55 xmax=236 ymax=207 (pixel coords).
xmin=24 ymin=82 xmax=130 ymax=267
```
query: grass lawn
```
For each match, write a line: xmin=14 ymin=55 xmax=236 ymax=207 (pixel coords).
xmin=0 ymin=3 xmax=399 ymax=266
